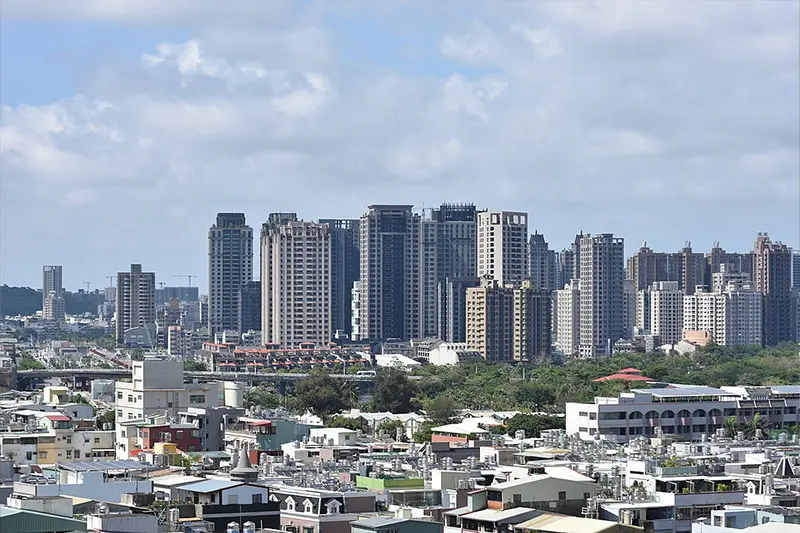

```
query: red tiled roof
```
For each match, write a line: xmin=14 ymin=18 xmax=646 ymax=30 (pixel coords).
xmin=618 ymin=368 xmax=642 ymax=373
xmin=594 ymin=373 xmax=653 ymax=382
xmin=45 ymin=414 xmax=71 ymax=421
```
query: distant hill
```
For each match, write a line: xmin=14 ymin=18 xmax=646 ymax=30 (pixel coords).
xmin=0 ymin=285 xmax=42 ymax=316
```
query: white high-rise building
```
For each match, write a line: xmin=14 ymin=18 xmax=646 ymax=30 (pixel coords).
xmin=578 ymin=233 xmax=625 ymax=357
xmin=683 ymin=280 xmax=762 ymax=346
xmin=261 ymin=216 xmax=331 ymax=346
xmin=477 ymin=211 xmax=528 ymax=285
xmin=650 ymin=281 xmax=684 ymax=344
xmin=555 ymin=280 xmax=580 ymax=356
xmin=43 ymin=290 xmax=66 ymax=322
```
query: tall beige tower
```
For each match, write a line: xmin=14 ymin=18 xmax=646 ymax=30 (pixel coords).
xmin=116 ymin=264 xmax=156 ymax=345
xmin=578 ymin=233 xmax=625 ymax=357
xmin=261 ymin=214 xmax=331 ymax=347
xmin=650 ymin=281 xmax=683 ymax=344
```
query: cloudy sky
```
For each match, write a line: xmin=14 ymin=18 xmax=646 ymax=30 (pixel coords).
xmin=1 ymin=1 xmax=798 ymax=291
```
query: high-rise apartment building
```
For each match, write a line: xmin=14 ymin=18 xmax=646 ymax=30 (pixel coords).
xmin=238 ymin=280 xmax=261 ymax=334
xmin=752 ymin=233 xmax=792 ymax=346
xmin=529 ymin=232 xmax=557 ymax=293
xmin=437 ymin=276 xmax=480 ymax=343
xmin=319 ymin=219 xmax=360 ymax=338
xmin=42 ymin=265 xmax=65 ymax=321
xmin=208 ymin=213 xmax=253 ymax=336
xmin=557 ymin=248 xmax=576 ymax=287
xmin=261 ymin=216 xmax=331 ymax=346
xmin=623 ymin=279 xmax=636 ymax=339
xmin=420 ymin=204 xmax=478 ymax=337
xmin=555 ymin=280 xmax=580 ymax=356
xmin=650 ymin=281 xmax=684 ymax=345
xmin=116 ymin=264 xmax=156 ymax=344
xmin=578 ymin=233 xmax=625 ymax=357
xmin=356 ymin=205 xmax=420 ymax=341
xmin=677 ymin=243 xmax=707 ymax=295
xmin=477 ymin=211 xmax=528 ymax=285
xmin=683 ymin=279 xmax=762 ymax=346
xmin=706 ymin=243 xmax=753 ymax=280
xmin=792 ymin=250 xmax=800 ymax=292
xmin=466 ymin=278 xmax=550 ymax=361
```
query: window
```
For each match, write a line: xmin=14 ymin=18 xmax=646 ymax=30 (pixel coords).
xmin=584 ymin=493 xmax=590 ymax=500
xmin=285 ymin=496 xmax=296 ymax=512
xmin=26 ymin=452 xmax=32 ymax=461
xmin=176 ymin=431 xmax=184 ymax=440
xmin=252 ymin=494 xmax=262 ymax=504
xmin=117 ymin=392 xmax=122 ymax=400
xmin=303 ymin=527 xmax=314 ymax=533
xmin=94 ymin=438 xmax=100 ymax=444
xmin=66 ymin=450 xmax=72 ymax=458
xmin=39 ymin=451 xmax=48 ymax=459
xmin=303 ymin=499 xmax=314 ymax=514
xmin=192 ymin=430 xmax=200 ymax=438
xmin=128 ymin=395 xmax=133 ymax=402
xmin=190 ymin=394 xmax=205 ymax=404
xmin=558 ymin=491 xmax=567 ymax=500
xmin=74 ymin=450 xmax=80 ymax=459
xmin=66 ymin=437 xmax=71 ymax=444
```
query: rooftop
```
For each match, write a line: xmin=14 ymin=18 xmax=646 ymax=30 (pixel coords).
xmin=178 ymin=479 xmax=244 ymax=493
xmin=57 ymin=460 xmax=153 ymax=473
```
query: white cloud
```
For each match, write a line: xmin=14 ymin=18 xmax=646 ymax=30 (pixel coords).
xmin=0 ymin=1 xmax=798 ymax=287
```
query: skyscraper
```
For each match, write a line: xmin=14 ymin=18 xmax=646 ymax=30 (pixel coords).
xmin=555 ymin=280 xmax=580 ymax=356
xmin=752 ymin=233 xmax=792 ymax=346
xmin=529 ymin=232 xmax=557 ymax=292
xmin=42 ymin=265 xmax=64 ymax=321
xmin=578 ymin=233 xmax=625 ymax=357
xmin=422 ymin=204 xmax=478 ymax=337
xmin=438 ymin=276 xmax=480 ymax=342
xmin=357 ymin=205 xmax=420 ymax=341
xmin=677 ymin=243 xmax=707 ymax=295
xmin=684 ymin=279 xmax=762 ymax=346
xmin=208 ymin=213 xmax=253 ymax=336
xmin=319 ymin=219 xmax=360 ymax=338
xmin=477 ymin=211 xmax=528 ymax=284
xmin=261 ymin=216 xmax=331 ymax=346
xmin=792 ymin=249 xmax=800 ymax=292
xmin=650 ymin=281 xmax=684 ymax=345
xmin=465 ymin=278 xmax=550 ymax=362
xmin=238 ymin=281 xmax=261 ymax=334
xmin=116 ymin=264 xmax=156 ymax=344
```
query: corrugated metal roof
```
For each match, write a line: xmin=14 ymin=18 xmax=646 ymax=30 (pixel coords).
xmin=58 ymin=459 xmax=151 ymax=472
xmin=516 ymin=514 xmax=618 ymax=533
xmin=0 ymin=506 xmax=88 ymax=532
xmin=152 ymin=474 xmax=205 ymax=487
xmin=178 ymin=478 xmax=243 ymax=493
xmin=463 ymin=507 xmax=537 ymax=522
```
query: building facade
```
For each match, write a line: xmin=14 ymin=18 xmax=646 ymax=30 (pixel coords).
xmin=319 ymin=218 xmax=360 ymax=339
xmin=683 ymin=280 xmax=762 ymax=346
xmin=208 ymin=213 xmax=253 ymax=336
xmin=752 ymin=233 xmax=793 ymax=346
xmin=529 ymin=232 xmax=557 ymax=293
xmin=476 ymin=211 xmax=528 ymax=285
xmin=115 ymin=264 xmax=156 ymax=345
xmin=579 ymin=234 xmax=625 ymax=357
xmin=357 ymin=205 xmax=420 ymax=341
xmin=238 ymin=280 xmax=261 ymax=334
xmin=650 ymin=281 xmax=684 ymax=345
xmin=261 ymin=216 xmax=332 ymax=347
xmin=555 ymin=280 xmax=580 ymax=356
xmin=438 ymin=276 xmax=481 ymax=343
xmin=466 ymin=278 xmax=551 ymax=362
xmin=42 ymin=265 xmax=65 ymax=321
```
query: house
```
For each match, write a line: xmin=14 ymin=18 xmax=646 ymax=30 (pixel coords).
xmin=151 ymin=474 xmax=206 ymax=501
xmin=269 ymin=484 xmax=376 ymax=533
xmin=310 ymin=427 xmax=358 ymax=447
xmin=483 ymin=472 xmax=596 ymax=516
xmin=431 ymin=422 xmax=491 ymax=445
xmin=174 ymin=478 xmax=267 ymax=506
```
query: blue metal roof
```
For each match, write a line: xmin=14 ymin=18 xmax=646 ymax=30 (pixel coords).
xmin=178 ymin=478 xmax=243 ymax=493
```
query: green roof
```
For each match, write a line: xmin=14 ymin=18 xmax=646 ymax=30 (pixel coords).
xmin=0 ymin=506 xmax=87 ymax=532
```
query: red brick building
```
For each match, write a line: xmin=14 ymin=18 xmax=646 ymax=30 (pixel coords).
xmin=141 ymin=423 xmax=201 ymax=452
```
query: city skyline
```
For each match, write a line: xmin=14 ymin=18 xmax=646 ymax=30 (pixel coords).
xmin=1 ymin=2 xmax=798 ymax=288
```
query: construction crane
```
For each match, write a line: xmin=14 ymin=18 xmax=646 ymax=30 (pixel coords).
xmin=106 ymin=276 xmax=114 ymax=288
xmin=172 ymin=275 xmax=196 ymax=287
xmin=158 ymin=282 xmax=166 ymax=289
xmin=83 ymin=281 xmax=91 ymax=292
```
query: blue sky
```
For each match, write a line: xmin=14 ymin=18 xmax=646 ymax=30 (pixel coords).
xmin=1 ymin=1 xmax=798 ymax=291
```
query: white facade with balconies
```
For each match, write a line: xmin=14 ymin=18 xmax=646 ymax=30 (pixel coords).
xmin=566 ymin=385 xmax=800 ymax=443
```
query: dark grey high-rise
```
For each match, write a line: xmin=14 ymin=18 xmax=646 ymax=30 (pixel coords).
xmin=238 ymin=280 xmax=261 ymax=334
xmin=753 ymin=233 xmax=792 ymax=346
xmin=320 ymin=219 xmax=360 ymax=338
xmin=208 ymin=213 xmax=253 ymax=336
xmin=420 ymin=204 xmax=478 ymax=337
xmin=357 ymin=205 xmax=420 ymax=341
xmin=529 ymin=232 xmax=557 ymax=292
xmin=438 ymin=276 xmax=480 ymax=342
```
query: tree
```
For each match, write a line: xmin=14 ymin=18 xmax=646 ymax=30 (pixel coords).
xmin=130 ymin=348 xmax=145 ymax=361
xmin=326 ymin=415 xmax=366 ymax=431
xmin=96 ymin=410 xmax=116 ymax=429
xmin=372 ymin=367 xmax=416 ymax=413
xmin=184 ymin=360 xmax=208 ymax=372
xmin=742 ymin=413 xmax=770 ymax=439
xmin=724 ymin=416 xmax=739 ymax=438
xmin=413 ymin=421 xmax=435 ymax=443
xmin=425 ymin=396 xmax=459 ymax=425
xmin=17 ymin=354 xmax=44 ymax=370
xmin=505 ymin=413 xmax=565 ymax=439
xmin=294 ymin=369 xmax=350 ymax=421
xmin=244 ymin=386 xmax=281 ymax=410
xmin=376 ymin=419 xmax=406 ymax=441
